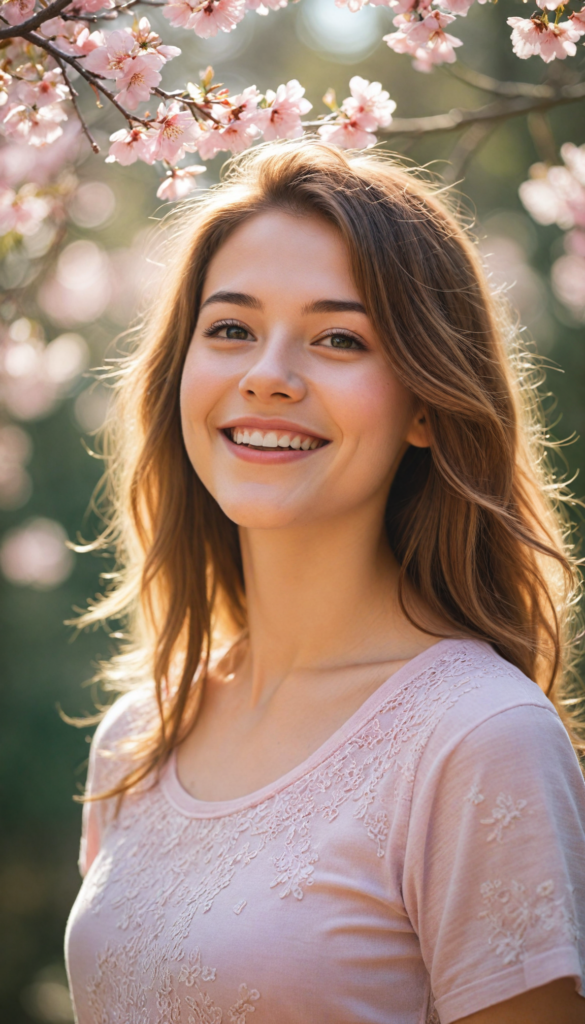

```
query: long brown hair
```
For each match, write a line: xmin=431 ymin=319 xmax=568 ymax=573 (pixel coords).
xmin=77 ymin=137 xmax=583 ymax=798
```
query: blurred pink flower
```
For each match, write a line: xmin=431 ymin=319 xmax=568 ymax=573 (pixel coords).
xmin=0 ymin=424 xmax=32 ymax=511
xmin=16 ymin=69 xmax=69 ymax=109
xmin=507 ymin=16 xmax=580 ymax=61
xmin=162 ymin=0 xmax=198 ymax=28
xmin=262 ymin=80 xmax=312 ymax=141
xmin=187 ymin=0 xmax=246 ymax=37
xmin=156 ymin=164 xmax=206 ymax=199
xmin=570 ymin=7 xmax=585 ymax=31
xmin=1 ymin=0 xmax=35 ymax=27
xmin=0 ymin=518 xmax=74 ymax=589
xmin=0 ymin=184 xmax=50 ymax=236
xmin=245 ymin=0 xmax=287 ymax=9
xmin=519 ymin=146 xmax=585 ymax=230
xmin=116 ymin=55 xmax=162 ymax=110
xmin=3 ymin=103 xmax=68 ymax=147
xmin=106 ymin=126 xmax=154 ymax=165
xmin=551 ymin=253 xmax=585 ymax=319
xmin=39 ymin=17 xmax=103 ymax=56
xmin=561 ymin=142 xmax=585 ymax=186
xmin=144 ymin=102 xmax=201 ymax=163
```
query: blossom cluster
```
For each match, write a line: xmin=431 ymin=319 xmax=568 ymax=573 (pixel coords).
xmin=519 ymin=143 xmax=585 ymax=320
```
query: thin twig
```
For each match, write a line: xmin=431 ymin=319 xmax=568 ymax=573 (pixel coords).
xmin=54 ymin=53 xmax=100 ymax=152
xmin=23 ymin=30 xmax=151 ymax=128
xmin=0 ymin=0 xmax=74 ymax=42
xmin=445 ymin=63 xmax=559 ymax=100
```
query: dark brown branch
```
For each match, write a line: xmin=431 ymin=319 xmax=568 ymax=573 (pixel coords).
xmin=54 ymin=53 xmax=100 ymax=152
xmin=378 ymin=82 xmax=585 ymax=137
xmin=23 ymin=30 xmax=151 ymax=128
xmin=0 ymin=0 xmax=74 ymax=42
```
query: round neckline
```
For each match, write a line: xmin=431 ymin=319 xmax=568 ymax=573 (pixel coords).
xmin=160 ymin=637 xmax=462 ymax=819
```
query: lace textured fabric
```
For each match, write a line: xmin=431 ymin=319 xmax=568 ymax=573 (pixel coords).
xmin=65 ymin=639 xmax=585 ymax=1024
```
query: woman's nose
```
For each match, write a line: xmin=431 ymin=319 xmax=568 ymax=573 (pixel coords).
xmin=238 ymin=336 xmax=306 ymax=403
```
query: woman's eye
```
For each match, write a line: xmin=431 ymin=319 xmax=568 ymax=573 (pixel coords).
xmin=223 ymin=325 xmax=250 ymax=340
xmin=321 ymin=333 xmax=364 ymax=351
xmin=205 ymin=322 xmax=251 ymax=341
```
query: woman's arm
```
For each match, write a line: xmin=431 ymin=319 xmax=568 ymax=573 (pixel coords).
xmin=454 ymin=978 xmax=585 ymax=1024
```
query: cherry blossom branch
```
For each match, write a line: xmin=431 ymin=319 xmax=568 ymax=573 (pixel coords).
xmin=53 ymin=52 xmax=101 ymax=153
xmin=445 ymin=63 xmax=565 ymax=100
xmin=378 ymin=83 xmax=585 ymax=138
xmin=22 ymin=30 xmax=151 ymax=128
xmin=0 ymin=0 xmax=74 ymax=41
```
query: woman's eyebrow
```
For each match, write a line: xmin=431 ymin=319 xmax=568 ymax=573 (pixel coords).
xmin=302 ymin=299 xmax=367 ymax=315
xmin=200 ymin=291 xmax=262 ymax=311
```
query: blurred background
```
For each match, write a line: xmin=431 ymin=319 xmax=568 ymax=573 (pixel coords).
xmin=1 ymin=1 xmax=584 ymax=1019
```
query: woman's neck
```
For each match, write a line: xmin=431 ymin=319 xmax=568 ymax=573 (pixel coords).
xmin=237 ymin=503 xmax=432 ymax=709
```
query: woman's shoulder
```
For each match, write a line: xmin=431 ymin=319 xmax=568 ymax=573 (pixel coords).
xmin=413 ymin=637 xmax=580 ymax=781
xmin=86 ymin=684 xmax=159 ymax=795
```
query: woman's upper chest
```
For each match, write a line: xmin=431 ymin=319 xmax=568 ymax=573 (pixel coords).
xmin=176 ymin=658 xmax=412 ymax=804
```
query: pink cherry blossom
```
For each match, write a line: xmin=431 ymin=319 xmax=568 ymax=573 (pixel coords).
xmin=82 ymin=30 xmax=141 ymax=79
xmin=187 ymin=0 xmax=246 ymax=37
xmin=115 ymin=55 xmax=162 ymax=111
xmin=385 ymin=11 xmax=462 ymax=65
xmin=195 ymin=90 xmax=263 ymax=158
xmin=561 ymin=143 xmax=585 ymax=187
xmin=39 ymin=18 xmax=103 ymax=56
xmin=156 ymin=164 xmax=207 ymax=200
xmin=569 ymin=7 xmax=585 ymax=32
xmin=106 ymin=127 xmax=154 ymax=166
xmin=341 ymin=75 xmax=395 ymax=131
xmin=0 ymin=70 xmax=12 ymax=108
xmin=130 ymin=17 xmax=182 ymax=61
xmin=162 ymin=0 xmax=198 ymax=28
xmin=262 ymin=80 xmax=312 ymax=141
xmin=1 ymin=0 xmax=35 ymax=27
xmin=507 ymin=16 xmax=580 ymax=62
xmin=0 ymin=185 xmax=50 ymax=236
xmin=143 ymin=102 xmax=202 ymax=163
xmin=334 ymin=0 xmax=368 ymax=10
xmin=535 ymin=0 xmax=561 ymax=9
xmin=318 ymin=120 xmax=377 ymax=150
xmin=16 ymin=70 xmax=69 ymax=109
xmin=3 ymin=103 xmax=68 ymax=147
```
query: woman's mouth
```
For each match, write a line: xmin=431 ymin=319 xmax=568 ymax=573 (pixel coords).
xmin=224 ymin=427 xmax=327 ymax=451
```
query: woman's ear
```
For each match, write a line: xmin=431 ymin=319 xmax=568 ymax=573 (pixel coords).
xmin=406 ymin=405 xmax=430 ymax=449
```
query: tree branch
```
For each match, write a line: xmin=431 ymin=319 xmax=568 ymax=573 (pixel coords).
xmin=379 ymin=82 xmax=585 ymax=137
xmin=445 ymin=63 xmax=559 ymax=100
xmin=54 ymin=53 xmax=100 ymax=153
xmin=23 ymin=30 xmax=151 ymax=128
xmin=0 ymin=0 xmax=75 ymax=42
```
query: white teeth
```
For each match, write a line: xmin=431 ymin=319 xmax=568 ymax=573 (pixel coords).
xmin=230 ymin=428 xmax=322 ymax=450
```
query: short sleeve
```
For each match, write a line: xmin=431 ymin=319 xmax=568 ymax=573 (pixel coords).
xmin=78 ymin=687 xmax=156 ymax=877
xmin=402 ymin=703 xmax=585 ymax=1023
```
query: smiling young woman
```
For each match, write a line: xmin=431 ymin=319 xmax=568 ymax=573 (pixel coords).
xmin=65 ymin=139 xmax=585 ymax=1024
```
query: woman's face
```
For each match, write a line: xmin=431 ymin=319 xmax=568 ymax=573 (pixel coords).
xmin=180 ymin=210 xmax=427 ymax=530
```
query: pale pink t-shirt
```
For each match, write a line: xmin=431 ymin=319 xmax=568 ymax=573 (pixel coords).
xmin=65 ymin=639 xmax=585 ymax=1023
